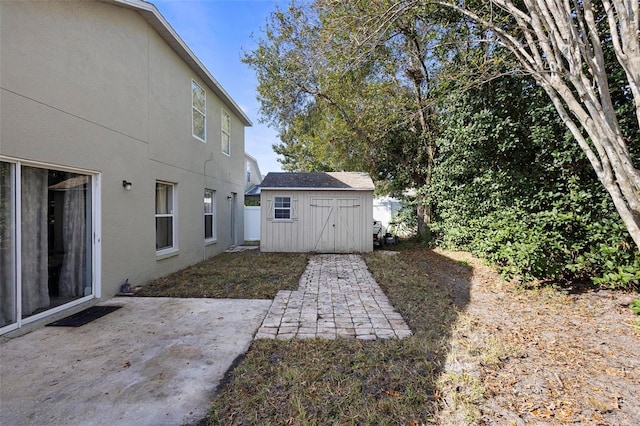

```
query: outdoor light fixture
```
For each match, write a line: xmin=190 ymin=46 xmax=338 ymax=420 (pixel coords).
xmin=122 ymin=180 xmax=132 ymax=191
xmin=227 ymin=196 xmax=233 ymax=201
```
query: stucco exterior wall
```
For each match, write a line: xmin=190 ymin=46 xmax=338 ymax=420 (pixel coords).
xmin=260 ymin=190 xmax=374 ymax=253
xmin=0 ymin=0 xmax=247 ymax=312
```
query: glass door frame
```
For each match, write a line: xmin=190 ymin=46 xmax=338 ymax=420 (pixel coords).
xmin=0 ymin=157 xmax=101 ymax=335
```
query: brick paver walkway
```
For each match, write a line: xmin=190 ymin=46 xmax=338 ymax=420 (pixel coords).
xmin=255 ymin=254 xmax=412 ymax=340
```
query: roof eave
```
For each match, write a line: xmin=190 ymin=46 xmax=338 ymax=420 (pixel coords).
xmin=260 ymin=187 xmax=374 ymax=191
xmin=99 ymin=0 xmax=252 ymax=127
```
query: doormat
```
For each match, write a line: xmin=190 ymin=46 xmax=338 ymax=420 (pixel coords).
xmin=46 ymin=305 xmax=122 ymax=327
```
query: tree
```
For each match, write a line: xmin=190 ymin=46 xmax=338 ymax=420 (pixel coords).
xmin=429 ymin=0 xmax=640 ymax=248
xmin=429 ymin=69 xmax=640 ymax=288
xmin=243 ymin=1 xmax=465 ymax=238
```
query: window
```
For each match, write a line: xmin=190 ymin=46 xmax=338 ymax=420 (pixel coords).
xmin=192 ymin=80 xmax=206 ymax=141
xmin=156 ymin=182 xmax=175 ymax=252
xmin=274 ymin=196 xmax=291 ymax=220
xmin=221 ymin=109 xmax=231 ymax=155
xmin=204 ymin=189 xmax=216 ymax=241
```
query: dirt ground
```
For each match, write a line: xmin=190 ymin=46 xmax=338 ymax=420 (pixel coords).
xmin=428 ymin=248 xmax=640 ymax=425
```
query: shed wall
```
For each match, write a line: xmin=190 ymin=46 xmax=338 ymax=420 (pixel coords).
xmin=260 ymin=190 xmax=373 ymax=253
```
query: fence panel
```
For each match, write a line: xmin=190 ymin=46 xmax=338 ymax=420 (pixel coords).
xmin=244 ymin=206 xmax=261 ymax=241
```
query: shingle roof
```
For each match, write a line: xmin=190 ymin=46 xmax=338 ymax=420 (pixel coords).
xmin=260 ymin=172 xmax=374 ymax=191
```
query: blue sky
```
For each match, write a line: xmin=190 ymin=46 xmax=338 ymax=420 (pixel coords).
xmin=152 ymin=0 xmax=284 ymax=174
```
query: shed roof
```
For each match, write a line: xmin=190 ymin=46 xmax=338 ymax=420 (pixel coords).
xmin=260 ymin=172 xmax=374 ymax=191
xmin=100 ymin=0 xmax=252 ymax=126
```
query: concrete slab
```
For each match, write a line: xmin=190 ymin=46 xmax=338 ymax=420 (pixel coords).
xmin=0 ymin=297 xmax=271 ymax=426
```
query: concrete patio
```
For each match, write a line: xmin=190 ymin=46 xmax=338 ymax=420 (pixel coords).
xmin=0 ymin=297 xmax=271 ymax=426
xmin=0 ymin=254 xmax=413 ymax=426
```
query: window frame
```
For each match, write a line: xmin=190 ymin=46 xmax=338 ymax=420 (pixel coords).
xmin=204 ymin=188 xmax=216 ymax=243
xmin=221 ymin=109 xmax=231 ymax=156
xmin=155 ymin=181 xmax=177 ymax=256
xmin=192 ymin=80 xmax=206 ymax=142
xmin=274 ymin=196 xmax=292 ymax=220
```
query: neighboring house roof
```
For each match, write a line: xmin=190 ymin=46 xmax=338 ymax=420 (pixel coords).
xmin=100 ymin=0 xmax=252 ymax=126
xmin=245 ymin=185 xmax=261 ymax=197
xmin=260 ymin=172 xmax=375 ymax=191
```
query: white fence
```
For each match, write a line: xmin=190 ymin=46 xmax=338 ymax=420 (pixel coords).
xmin=244 ymin=206 xmax=261 ymax=241
xmin=373 ymin=197 xmax=402 ymax=233
xmin=243 ymin=197 xmax=402 ymax=242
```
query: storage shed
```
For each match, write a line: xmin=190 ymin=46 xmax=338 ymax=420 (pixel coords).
xmin=260 ymin=172 xmax=375 ymax=253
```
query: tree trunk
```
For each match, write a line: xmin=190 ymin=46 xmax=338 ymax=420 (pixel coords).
xmin=416 ymin=195 xmax=432 ymax=240
xmin=404 ymin=25 xmax=436 ymax=241
xmin=434 ymin=0 xmax=640 ymax=248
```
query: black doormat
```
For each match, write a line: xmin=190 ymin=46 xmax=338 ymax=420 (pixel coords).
xmin=46 ymin=305 xmax=122 ymax=327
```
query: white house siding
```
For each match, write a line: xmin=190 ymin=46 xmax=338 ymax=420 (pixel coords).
xmin=373 ymin=197 xmax=404 ymax=234
xmin=244 ymin=153 xmax=263 ymax=192
xmin=260 ymin=190 xmax=373 ymax=253
xmin=0 ymin=0 xmax=249 ymax=333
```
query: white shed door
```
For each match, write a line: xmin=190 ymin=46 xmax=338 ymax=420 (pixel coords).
xmin=311 ymin=197 xmax=361 ymax=253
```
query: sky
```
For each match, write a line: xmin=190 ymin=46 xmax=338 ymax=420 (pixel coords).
xmin=152 ymin=0 xmax=285 ymax=174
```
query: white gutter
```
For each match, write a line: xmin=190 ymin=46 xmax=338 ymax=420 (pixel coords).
xmin=260 ymin=187 xmax=374 ymax=191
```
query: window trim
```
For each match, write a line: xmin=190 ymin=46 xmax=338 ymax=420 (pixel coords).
xmin=155 ymin=181 xmax=178 ymax=257
xmin=221 ymin=109 xmax=231 ymax=156
xmin=204 ymin=188 xmax=216 ymax=243
xmin=273 ymin=196 xmax=292 ymax=220
xmin=192 ymin=80 xmax=206 ymax=142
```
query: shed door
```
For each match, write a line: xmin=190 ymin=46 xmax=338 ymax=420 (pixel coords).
xmin=311 ymin=197 xmax=361 ymax=253
xmin=311 ymin=198 xmax=334 ymax=252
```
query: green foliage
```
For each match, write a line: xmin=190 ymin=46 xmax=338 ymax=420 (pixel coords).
xmin=631 ymin=299 xmax=640 ymax=316
xmin=245 ymin=1 xmax=640 ymax=289
xmin=390 ymin=199 xmax=418 ymax=238
xmin=429 ymin=73 xmax=640 ymax=290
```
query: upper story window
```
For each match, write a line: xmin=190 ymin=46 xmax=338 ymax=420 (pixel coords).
xmin=221 ymin=109 xmax=231 ymax=155
xmin=192 ymin=80 xmax=206 ymax=142
xmin=274 ymin=196 xmax=291 ymax=220
xmin=156 ymin=181 xmax=176 ymax=252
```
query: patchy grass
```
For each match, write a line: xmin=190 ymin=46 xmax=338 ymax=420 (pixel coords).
xmin=128 ymin=244 xmax=640 ymax=424
xmin=206 ymin=243 xmax=471 ymax=425
xmin=211 ymin=338 xmax=443 ymax=425
xmin=141 ymin=244 xmax=640 ymax=424
xmin=135 ymin=251 xmax=310 ymax=299
xmin=136 ymin=244 xmax=508 ymax=424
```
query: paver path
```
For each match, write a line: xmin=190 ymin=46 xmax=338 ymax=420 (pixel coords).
xmin=256 ymin=254 xmax=412 ymax=340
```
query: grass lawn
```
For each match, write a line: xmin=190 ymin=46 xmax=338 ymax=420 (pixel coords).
xmin=138 ymin=242 xmax=478 ymax=424
xmin=205 ymin=245 xmax=473 ymax=425
xmin=135 ymin=250 xmax=310 ymax=299
xmin=138 ymin=243 xmax=640 ymax=425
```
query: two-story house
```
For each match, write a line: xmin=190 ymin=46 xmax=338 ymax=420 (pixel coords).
xmin=244 ymin=152 xmax=263 ymax=205
xmin=0 ymin=0 xmax=252 ymax=335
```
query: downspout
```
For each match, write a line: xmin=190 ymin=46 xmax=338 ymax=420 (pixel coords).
xmin=203 ymin=153 xmax=214 ymax=261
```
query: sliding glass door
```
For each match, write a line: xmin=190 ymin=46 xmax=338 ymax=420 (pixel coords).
xmin=0 ymin=162 xmax=17 ymax=328
xmin=0 ymin=161 xmax=96 ymax=332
